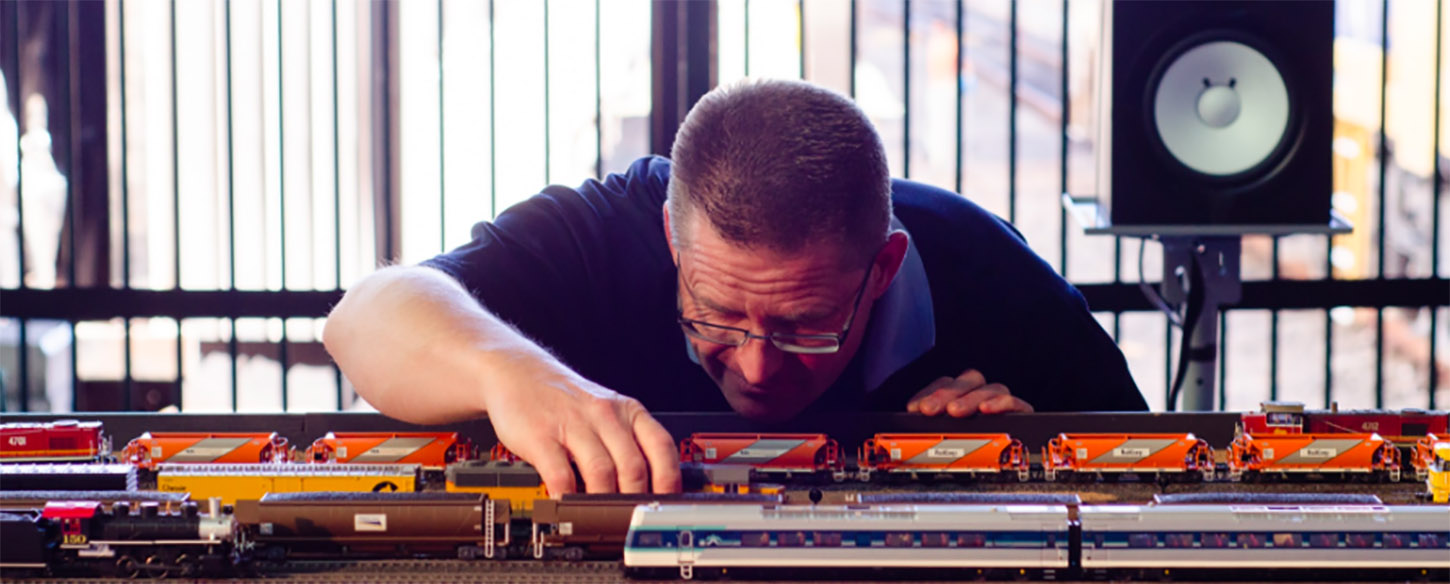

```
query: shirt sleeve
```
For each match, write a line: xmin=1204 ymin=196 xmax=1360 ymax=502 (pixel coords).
xmin=418 ymin=156 xmax=673 ymax=366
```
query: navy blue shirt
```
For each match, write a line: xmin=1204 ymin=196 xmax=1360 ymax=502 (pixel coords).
xmin=423 ymin=156 xmax=1148 ymax=415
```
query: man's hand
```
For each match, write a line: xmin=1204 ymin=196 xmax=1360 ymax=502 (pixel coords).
xmin=906 ymin=368 xmax=1034 ymax=417
xmin=483 ymin=371 xmax=683 ymax=496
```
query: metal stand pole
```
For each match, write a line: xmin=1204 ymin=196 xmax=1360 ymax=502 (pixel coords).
xmin=1160 ymin=236 xmax=1242 ymax=411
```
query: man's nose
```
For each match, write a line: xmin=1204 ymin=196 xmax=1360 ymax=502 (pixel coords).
xmin=733 ymin=336 xmax=783 ymax=385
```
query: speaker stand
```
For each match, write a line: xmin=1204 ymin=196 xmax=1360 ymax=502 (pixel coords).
xmin=1160 ymin=237 xmax=1239 ymax=411
xmin=1063 ymin=194 xmax=1352 ymax=411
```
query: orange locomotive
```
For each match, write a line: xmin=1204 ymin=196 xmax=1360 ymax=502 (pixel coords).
xmin=857 ymin=433 xmax=1029 ymax=482
xmin=122 ymin=432 xmax=292 ymax=470
xmin=1228 ymin=432 xmax=1401 ymax=482
xmin=1042 ymin=433 xmax=1213 ymax=481
xmin=679 ymin=433 xmax=845 ymax=480
xmin=305 ymin=432 xmax=476 ymax=469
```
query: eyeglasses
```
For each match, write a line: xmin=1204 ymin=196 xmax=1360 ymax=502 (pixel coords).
xmin=675 ymin=258 xmax=874 ymax=355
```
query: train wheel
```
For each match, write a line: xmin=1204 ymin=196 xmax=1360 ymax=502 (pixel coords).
xmin=114 ymin=556 xmax=140 ymax=579
xmin=171 ymin=553 xmax=193 ymax=578
xmin=143 ymin=555 xmax=169 ymax=579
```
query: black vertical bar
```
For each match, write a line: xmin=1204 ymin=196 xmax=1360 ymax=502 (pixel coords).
xmin=1373 ymin=0 xmax=1389 ymax=409
xmin=1217 ymin=311 xmax=1227 ymax=411
xmin=594 ymin=0 xmax=601 ymax=180
xmin=226 ymin=0 xmax=239 ymax=411
xmin=848 ymin=0 xmax=856 ymax=98
xmin=902 ymin=0 xmax=910 ymax=178
xmin=797 ymin=0 xmax=804 ymax=78
xmin=953 ymin=0 xmax=962 ymax=195
xmin=119 ymin=0 xmax=133 ymax=405
xmin=333 ymin=0 xmax=343 ymax=409
xmin=438 ymin=0 xmax=445 ymax=253
xmin=1269 ymin=238 xmax=1280 ymax=401
xmin=1007 ymin=0 xmax=1018 ymax=224
xmin=543 ymin=0 xmax=550 ymax=184
xmin=1430 ymin=0 xmax=1443 ymax=409
xmin=6 ymin=0 xmax=24 ymax=411
xmin=744 ymin=0 xmax=750 ymax=77
xmin=1164 ymin=316 xmax=1173 ymax=409
xmin=62 ymin=0 xmax=79 ymax=409
xmin=277 ymin=0 xmax=289 ymax=411
xmin=371 ymin=0 xmax=397 ymax=262
xmin=488 ymin=0 xmax=496 ymax=218
xmin=1057 ymin=0 xmax=1068 ymax=277
xmin=171 ymin=0 xmax=183 ymax=406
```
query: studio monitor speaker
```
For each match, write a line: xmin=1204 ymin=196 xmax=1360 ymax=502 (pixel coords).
xmin=1100 ymin=0 xmax=1333 ymax=226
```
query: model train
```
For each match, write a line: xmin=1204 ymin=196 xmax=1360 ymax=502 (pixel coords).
xmin=2 ymin=491 xmax=1445 ymax=580
xmin=625 ymin=502 xmax=1450 ymax=580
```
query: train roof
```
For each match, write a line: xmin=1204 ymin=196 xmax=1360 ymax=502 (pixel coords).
xmin=259 ymin=492 xmax=484 ymax=504
xmin=154 ymin=463 xmax=419 ymax=476
xmin=1079 ymin=504 xmax=1449 ymax=531
xmin=630 ymin=503 xmax=1071 ymax=532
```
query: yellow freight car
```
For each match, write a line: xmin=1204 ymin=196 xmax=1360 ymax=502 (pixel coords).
xmin=156 ymin=463 xmax=419 ymax=505
xmin=444 ymin=460 xmax=547 ymax=512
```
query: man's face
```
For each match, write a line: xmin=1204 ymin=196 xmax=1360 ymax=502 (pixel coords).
xmin=672 ymin=215 xmax=880 ymax=422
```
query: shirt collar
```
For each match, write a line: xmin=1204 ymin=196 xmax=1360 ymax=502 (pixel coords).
xmin=861 ymin=217 xmax=935 ymax=391
xmin=681 ymin=216 xmax=937 ymax=392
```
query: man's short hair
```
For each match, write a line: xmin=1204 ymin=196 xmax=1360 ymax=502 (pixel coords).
xmin=667 ymin=78 xmax=891 ymax=264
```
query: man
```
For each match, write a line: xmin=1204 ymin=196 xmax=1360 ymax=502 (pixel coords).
xmin=324 ymin=79 xmax=1147 ymax=498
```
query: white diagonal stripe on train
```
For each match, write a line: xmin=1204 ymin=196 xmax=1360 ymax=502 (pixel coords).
xmin=903 ymin=439 xmax=992 ymax=465
xmin=347 ymin=437 xmax=440 ymax=463
xmin=1273 ymin=439 xmax=1367 ymax=464
xmin=720 ymin=439 xmax=808 ymax=464
xmin=165 ymin=438 xmax=256 ymax=463
xmin=1087 ymin=439 xmax=1179 ymax=464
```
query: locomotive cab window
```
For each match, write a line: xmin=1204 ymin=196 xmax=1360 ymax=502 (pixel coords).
xmin=635 ymin=532 xmax=663 ymax=548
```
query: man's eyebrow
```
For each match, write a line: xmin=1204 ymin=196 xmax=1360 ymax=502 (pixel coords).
xmin=689 ymin=292 xmax=739 ymax=316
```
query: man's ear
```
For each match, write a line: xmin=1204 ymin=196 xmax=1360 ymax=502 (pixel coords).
xmin=662 ymin=202 xmax=675 ymax=257
xmin=870 ymin=230 xmax=910 ymax=300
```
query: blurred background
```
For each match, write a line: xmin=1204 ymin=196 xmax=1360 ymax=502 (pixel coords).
xmin=0 ymin=0 xmax=1445 ymax=414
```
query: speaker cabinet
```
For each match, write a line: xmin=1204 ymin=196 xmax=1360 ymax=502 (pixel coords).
xmin=1100 ymin=0 xmax=1333 ymax=226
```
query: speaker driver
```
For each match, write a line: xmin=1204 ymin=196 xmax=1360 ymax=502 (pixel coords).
xmin=1151 ymin=39 xmax=1291 ymax=179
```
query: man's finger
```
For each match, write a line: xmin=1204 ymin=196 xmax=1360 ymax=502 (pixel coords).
xmin=979 ymin=393 xmax=1034 ymax=414
xmin=918 ymin=387 xmax=967 ymax=416
xmin=526 ymin=443 xmax=578 ymax=498
xmin=632 ymin=412 xmax=683 ymax=494
xmin=906 ymin=376 xmax=954 ymax=413
xmin=954 ymin=368 xmax=987 ymax=390
xmin=564 ymin=431 xmax=619 ymax=494
xmin=595 ymin=415 xmax=651 ymax=494
xmin=945 ymin=383 xmax=1010 ymax=417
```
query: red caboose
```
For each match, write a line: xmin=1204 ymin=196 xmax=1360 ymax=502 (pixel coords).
xmin=858 ymin=433 xmax=1028 ymax=482
xmin=679 ymin=433 xmax=844 ymax=480
xmin=0 ymin=420 xmax=108 ymax=463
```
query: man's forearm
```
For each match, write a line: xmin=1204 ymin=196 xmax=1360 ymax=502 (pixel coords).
xmin=322 ymin=265 xmax=563 ymax=425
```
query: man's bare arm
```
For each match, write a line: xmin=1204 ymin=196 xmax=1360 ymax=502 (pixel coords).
xmin=322 ymin=265 xmax=682 ymax=494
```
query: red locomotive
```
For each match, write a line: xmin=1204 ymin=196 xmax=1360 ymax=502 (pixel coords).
xmin=679 ymin=433 xmax=845 ymax=480
xmin=1240 ymin=402 xmax=1449 ymax=445
xmin=857 ymin=433 xmax=1029 ymax=482
xmin=0 ymin=420 xmax=108 ymax=463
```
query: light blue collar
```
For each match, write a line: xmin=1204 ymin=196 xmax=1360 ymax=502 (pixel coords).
xmin=861 ymin=218 xmax=935 ymax=391
xmin=681 ymin=217 xmax=937 ymax=392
